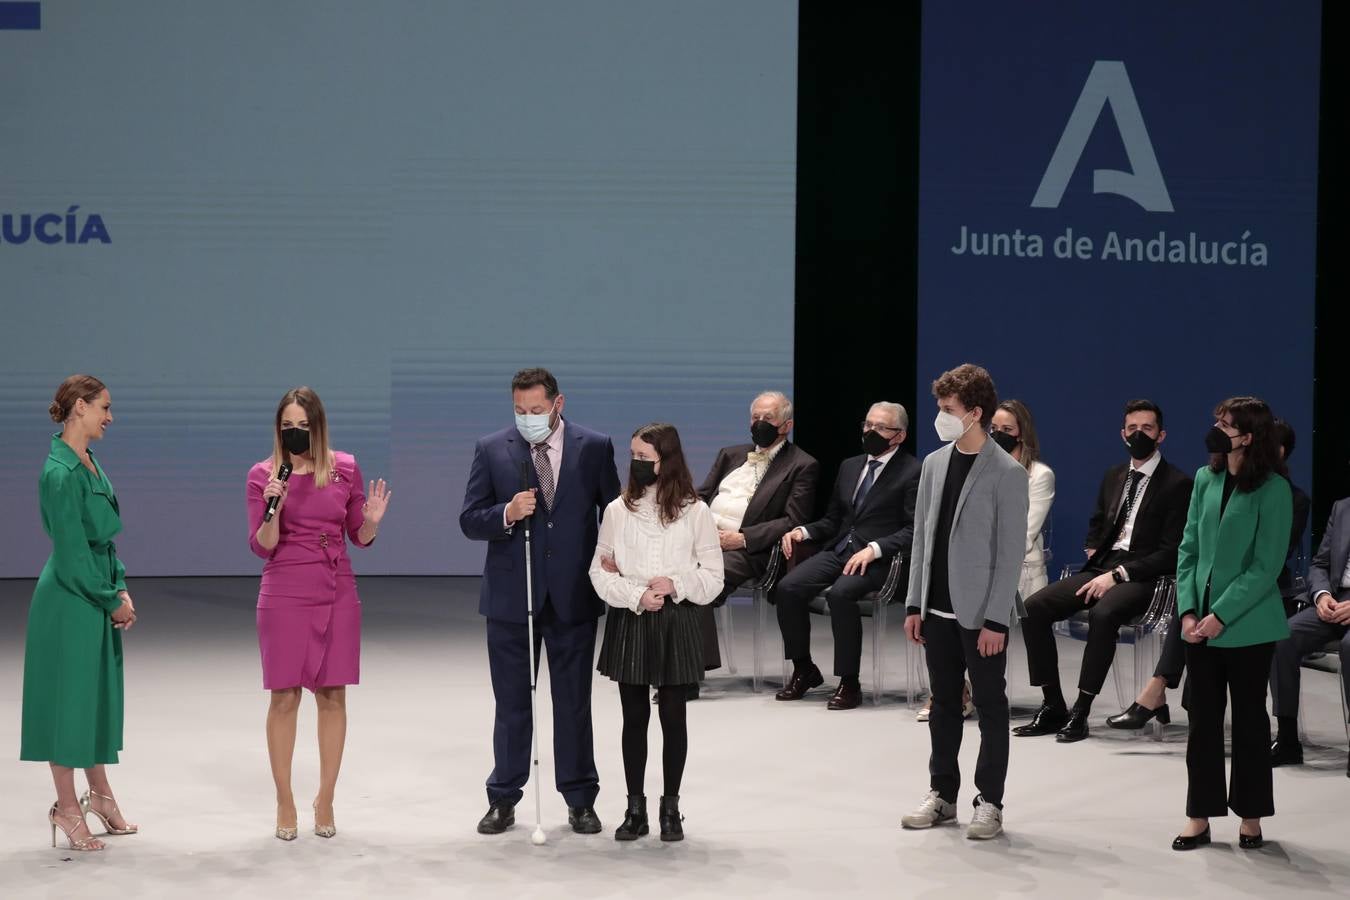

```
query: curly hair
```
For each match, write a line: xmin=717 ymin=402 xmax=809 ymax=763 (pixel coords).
xmin=931 ymin=363 xmax=998 ymax=428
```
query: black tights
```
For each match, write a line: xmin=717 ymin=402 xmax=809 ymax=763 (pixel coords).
xmin=618 ymin=682 xmax=688 ymax=798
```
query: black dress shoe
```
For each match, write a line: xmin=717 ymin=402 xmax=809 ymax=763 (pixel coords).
xmin=1011 ymin=702 xmax=1068 ymax=737
xmin=1055 ymin=708 xmax=1090 ymax=743
xmin=1270 ymin=737 xmax=1304 ymax=767
xmin=658 ymin=795 xmax=684 ymax=842
xmin=1106 ymin=702 xmax=1171 ymax=730
xmin=614 ymin=795 xmax=648 ymax=841
xmin=774 ymin=664 xmax=824 ymax=701
xmin=476 ymin=802 xmax=515 ymax=835
xmin=567 ymin=806 xmax=602 ymax=834
xmin=1171 ymin=826 xmax=1211 ymax=851
xmin=1239 ymin=830 xmax=1264 ymax=850
xmin=827 ymin=683 xmax=862 ymax=710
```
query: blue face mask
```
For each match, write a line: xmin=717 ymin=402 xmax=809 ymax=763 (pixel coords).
xmin=515 ymin=404 xmax=557 ymax=444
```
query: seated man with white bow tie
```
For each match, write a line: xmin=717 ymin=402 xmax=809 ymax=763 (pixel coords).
xmin=691 ymin=392 xmax=820 ymax=680
xmin=772 ymin=402 xmax=921 ymax=710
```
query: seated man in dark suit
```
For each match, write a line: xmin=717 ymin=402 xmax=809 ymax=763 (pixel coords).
xmin=1014 ymin=399 xmax=1192 ymax=742
xmin=773 ymin=402 xmax=921 ymax=710
xmin=694 ymin=392 xmax=820 ymax=680
xmin=1269 ymin=488 xmax=1350 ymax=775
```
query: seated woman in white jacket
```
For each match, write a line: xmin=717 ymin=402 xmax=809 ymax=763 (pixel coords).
xmin=916 ymin=399 xmax=1055 ymax=722
xmin=990 ymin=400 xmax=1056 ymax=599
xmin=590 ymin=422 xmax=723 ymax=843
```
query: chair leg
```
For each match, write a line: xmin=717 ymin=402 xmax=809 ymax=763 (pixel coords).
xmin=752 ymin=589 xmax=764 ymax=693
xmin=718 ymin=602 xmax=738 ymax=676
xmin=1340 ymin=668 xmax=1349 ymax=749
xmin=871 ymin=606 xmax=886 ymax=707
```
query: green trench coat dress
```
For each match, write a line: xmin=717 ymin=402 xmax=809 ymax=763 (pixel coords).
xmin=20 ymin=436 xmax=128 ymax=768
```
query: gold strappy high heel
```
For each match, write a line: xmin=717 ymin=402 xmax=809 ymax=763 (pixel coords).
xmin=313 ymin=801 xmax=336 ymax=839
xmin=80 ymin=790 xmax=138 ymax=836
xmin=49 ymin=804 xmax=105 ymax=851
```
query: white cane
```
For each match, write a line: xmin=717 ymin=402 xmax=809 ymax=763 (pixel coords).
xmin=519 ymin=463 xmax=547 ymax=846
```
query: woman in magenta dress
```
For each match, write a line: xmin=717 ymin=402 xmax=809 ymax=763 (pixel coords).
xmin=247 ymin=386 xmax=390 ymax=841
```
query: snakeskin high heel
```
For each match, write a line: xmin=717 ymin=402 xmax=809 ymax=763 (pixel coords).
xmin=313 ymin=801 xmax=336 ymax=838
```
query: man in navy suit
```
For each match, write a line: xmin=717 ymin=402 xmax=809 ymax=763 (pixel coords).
xmin=460 ymin=368 xmax=621 ymax=834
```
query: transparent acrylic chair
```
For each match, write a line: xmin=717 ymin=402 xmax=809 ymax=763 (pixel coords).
xmin=1052 ymin=563 xmax=1177 ymax=740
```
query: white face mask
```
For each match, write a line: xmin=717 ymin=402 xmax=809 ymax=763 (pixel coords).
xmin=934 ymin=410 xmax=974 ymax=443
xmin=515 ymin=404 xmax=557 ymax=444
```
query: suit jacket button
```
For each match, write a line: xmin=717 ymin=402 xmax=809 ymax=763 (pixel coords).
xmin=547 ymin=522 xmax=553 ymax=529
xmin=546 ymin=550 xmax=552 ymax=558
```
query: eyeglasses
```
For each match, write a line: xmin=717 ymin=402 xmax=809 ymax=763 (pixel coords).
xmin=861 ymin=421 xmax=901 ymax=434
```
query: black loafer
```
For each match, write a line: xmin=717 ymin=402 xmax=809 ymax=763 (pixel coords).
xmin=1172 ymin=826 xmax=1211 ymax=851
xmin=476 ymin=802 xmax=515 ymax=835
xmin=774 ymin=665 xmax=825 ymax=701
xmin=568 ymin=805 xmax=603 ymax=834
xmin=1011 ymin=702 xmax=1068 ymax=737
xmin=1239 ymin=831 xmax=1264 ymax=850
xmin=1055 ymin=709 xmax=1090 ymax=743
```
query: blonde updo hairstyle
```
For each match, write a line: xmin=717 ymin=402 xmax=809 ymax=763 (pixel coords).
xmin=50 ymin=375 xmax=107 ymax=423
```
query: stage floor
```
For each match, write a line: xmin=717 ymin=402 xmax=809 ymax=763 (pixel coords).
xmin=1 ymin=577 xmax=1347 ymax=899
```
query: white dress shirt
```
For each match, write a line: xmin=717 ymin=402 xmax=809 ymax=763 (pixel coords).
xmin=588 ymin=493 xmax=725 ymax=614
xmin=1019 ymin=460 xmax=1056 ymax=599
xmin=1112 ymin=450 xmax=1161 ymax=552
xmin=800 ymin=445 xmax=899 ymax=559
xmin=708 ymin=440 xmax=786 ymax=531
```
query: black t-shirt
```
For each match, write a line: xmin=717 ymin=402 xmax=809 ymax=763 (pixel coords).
xmin=925 ymin=447 xmax=979 ymax=616
xmin=1220 ymin=470 xmax=1237 ymax=519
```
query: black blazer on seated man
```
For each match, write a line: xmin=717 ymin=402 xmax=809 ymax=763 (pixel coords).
xmin=698 ymin=441 xmax=820 ymax=560
xmin=800 ymin=450 xmax=922 ymax=561
xmin=694 ymin=441 xmax=819 ymax=670
xmin=1082 ymin=458 xmax=1193 ymax=581
xmin=773 ymin=449 xmax=921 ymax=683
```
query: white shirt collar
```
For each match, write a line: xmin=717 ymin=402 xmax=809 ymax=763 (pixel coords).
xmin=869 ymin=446 xmax=900 ymax=464
xmin=1130 ymin=450 xmax=1162 ymax=478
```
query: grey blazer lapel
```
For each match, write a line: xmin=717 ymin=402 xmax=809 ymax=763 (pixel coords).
xmin=952 ymin=440 xmax=996 ymax=527
xmin=925 ymin=445 xmax=952 ymax=548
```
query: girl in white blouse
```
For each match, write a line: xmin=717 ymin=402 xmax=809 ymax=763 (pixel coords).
xmin=991 ymin=400 xmax=1056 ymax=599
xmin=590 ymin=422 xmax=723 ymax=842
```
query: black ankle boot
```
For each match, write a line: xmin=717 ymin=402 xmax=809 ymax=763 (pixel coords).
xmin=659 ymin=795 xmax=684 ymax=842
xmin=614 ymin=795 xmax=648 ymax=841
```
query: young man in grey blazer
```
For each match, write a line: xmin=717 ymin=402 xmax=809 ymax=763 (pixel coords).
xmin=901 ymin=364 xmax=1028 ymax=840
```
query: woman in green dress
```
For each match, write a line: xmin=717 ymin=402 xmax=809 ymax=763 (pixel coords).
xmin=21 ymin=375 xmax=140 ymax=852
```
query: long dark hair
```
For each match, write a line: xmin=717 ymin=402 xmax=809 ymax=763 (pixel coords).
xmin=996 ymin=399 xmax=1041 ymax=471
xmin=623 ymin=422 xmax=697 ymax=525
xmin=1208 ymin=396 xmax=1286 ymax=492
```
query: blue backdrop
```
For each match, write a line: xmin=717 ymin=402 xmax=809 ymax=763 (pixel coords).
xmin=917 ymin=1 xmax=1322 ymax=567
xmin=0 ymin=1 xmax=797 ymax=576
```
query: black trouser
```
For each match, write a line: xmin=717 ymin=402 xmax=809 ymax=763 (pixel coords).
xmin=618 ymin=683 xmax=688 ymax=797
xmin=773 ymin=547 xmax=887 ymax=678
xmin=698 ymin=548 xmax=760 ymax=671
xmin=1270 ymin=602 xmax=1350 ymax=720
xmin=1020 ymin=563 xmax=1154 ymax=697
xmin=1184 ymin=640 xmax=1275 ymax=819
xmin=923 ymin=615 xmax=1010 ymax=807
xmin=1152 ymin=610 xmax=1186 ymax=690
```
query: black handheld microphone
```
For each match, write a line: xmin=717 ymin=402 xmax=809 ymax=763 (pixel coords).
xmin=518 ymin=461 xmax=534 ymax=532
xmin=263 ymin=461 xmax=293 ymax=523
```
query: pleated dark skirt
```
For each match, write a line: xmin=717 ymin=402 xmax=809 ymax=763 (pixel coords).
xmin=597 ymin=601 xmax=704 ymax=686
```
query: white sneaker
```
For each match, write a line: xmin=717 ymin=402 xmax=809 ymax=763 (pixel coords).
xmin=966 ymin=795 xmax=1003 ymax=840
xmin=916 ymin=701 xmax=932 ymax=722
xmin=900 ymin=790 xmax=957 ymax=829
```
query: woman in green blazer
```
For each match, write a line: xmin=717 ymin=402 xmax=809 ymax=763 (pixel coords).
xmin=1172 ymin=397 xmax=1291 ymax=852
xmin=21 ymin=376 xmax=140 ymax=852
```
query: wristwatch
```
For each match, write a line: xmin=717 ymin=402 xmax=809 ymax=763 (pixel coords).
xmin=1111 ymin=566 xmax=1126 ymax=584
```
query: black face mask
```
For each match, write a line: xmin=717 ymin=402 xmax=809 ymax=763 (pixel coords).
xmin=861 ymin=429 xmax=893 ymax=457
xmin=629 ymin=459 xmax=658 ymax=488
xmin=281 ymin=427 xmax=310 ymax=455
xmin=1124 ymin=430 xmax=1157 ymax=461
xmin=990 ymin=430 xmax=1020 ymax=454
xmin=1205 ymin=426 xmax=1236 ymax=455
xmin=751 ymin=419 xmax=781 ymax=449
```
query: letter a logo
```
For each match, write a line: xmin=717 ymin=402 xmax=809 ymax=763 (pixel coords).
xmin=1031 ymin=61 xmax=1173 ymax=212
